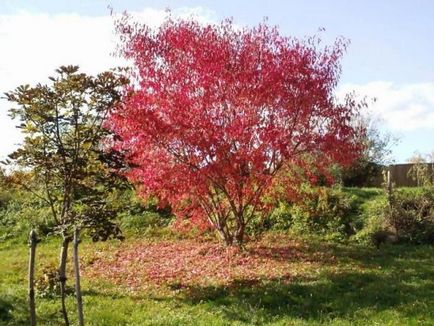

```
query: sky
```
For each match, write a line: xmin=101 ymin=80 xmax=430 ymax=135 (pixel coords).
xmin=0 ymin=0 xmax=433 ymax=163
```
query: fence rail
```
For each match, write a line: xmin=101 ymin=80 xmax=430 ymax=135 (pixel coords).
xmin=387 ymin=163 xmax=434 ymax=187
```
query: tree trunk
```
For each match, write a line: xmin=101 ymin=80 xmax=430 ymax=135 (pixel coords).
xmin=28 ymin=229 xmax=37 ymax=326
xmin=73 ymin=228 xmax=84 ymax=326
xmin=59 ymin=235 xmax=71 ymax=326
xmin=234 ymin=222 xmax=245 ymax=248
xmin=215 ymin=222 xmax=233 ymax=246
xmin=216 ymin=230 xmax=229 ymax=246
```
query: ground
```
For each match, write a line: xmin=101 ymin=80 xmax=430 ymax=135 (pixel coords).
xmin=1 ymin=233 xmax=433 ymax=325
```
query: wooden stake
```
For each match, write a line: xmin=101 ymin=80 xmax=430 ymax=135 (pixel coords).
xmin=59 ymin=236 xmax=71 ymax=326
xmin=73 ymin=228 xmax=84 ymax=326
xmin=28 ymin=229 xmax=37 ymax=326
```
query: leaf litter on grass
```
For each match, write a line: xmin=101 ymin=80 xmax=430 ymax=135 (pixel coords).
xmin=83 ymin=235 xmax=335 ymax=290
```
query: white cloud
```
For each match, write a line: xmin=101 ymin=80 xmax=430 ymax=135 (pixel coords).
xmin=338 ymin=81 xmax=434 ymax=131
xmin=0 ymin=7 xmax=216 ymax=160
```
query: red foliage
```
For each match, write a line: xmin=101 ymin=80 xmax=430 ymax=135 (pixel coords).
xmin=107 ymin=15 xmax=364 ymax=245
xmin=83 ymin=237 xmax=332 ymax=290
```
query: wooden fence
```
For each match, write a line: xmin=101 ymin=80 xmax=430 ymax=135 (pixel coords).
xmin=388 ymin=163 xmax=434 ymax=187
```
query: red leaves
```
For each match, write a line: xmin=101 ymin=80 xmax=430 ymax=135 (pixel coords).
xmin=107 ymin=15 xmax=364 ymax=240
xmin=83 ymin=237 xmax=330 ymax=290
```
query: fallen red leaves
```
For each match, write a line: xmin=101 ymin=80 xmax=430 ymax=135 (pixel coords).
xmin=83 ymin=236 xmax=334 ymax=290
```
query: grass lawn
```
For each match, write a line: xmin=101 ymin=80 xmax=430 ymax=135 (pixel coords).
xmin=1 ymin=233 xmax=433 ymax=325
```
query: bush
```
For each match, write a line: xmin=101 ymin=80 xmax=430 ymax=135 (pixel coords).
xmin=111 ymin=188 xmax=173 ymax=235
xmin=268 ymin=201 xmax=294 ymax=230
xmin=254 ymin=186 xmax=358 ymax=241
xmin=0 ymin=189 xmax=13 ymax=210
xmin=35 ymin=263 xmax=74 ymax=298
xmin=0 ymin=184 xmax=174 ymax=242
xmin=35 ymin=264 xmax=61 ymax=298
xmin=344 ymin=187 xmax=434 ymax=247
xmin=386 ymin=187 xmax=434 ymax=244
xmin=120 ymin=211 xmax=170 ymax=234
xmin=289 ymin=186 xmax=358 ymax=241
xmin=341 ymin=162 xmax=384 ymax=187
xmin=0 ymin=191 xmax=55 ymax=242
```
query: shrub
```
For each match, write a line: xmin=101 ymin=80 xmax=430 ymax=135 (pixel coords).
xmin=289 ymin=186 xmax=358 ymax=241
xmin=0 ymin=184 xmax=174 ymax=242
xmin=35 ymin=264 xmax=61 ymax=298
xmin=0 ymin=191 xmax=55 ymax=242
xmin=120 ymin=211 xmax=170 ymax=234
xmin=254 ymin=186 xmax=358 ymax=241
xmin=341 ymin=162 xmax=384 ymax=187
xmin=35 ymin=264 xmax=74 ymax=298
xmin=268 ymin=201 xmax=294 ymax=231
xmin=348 ymin=187 xmax=434 ymax=246
xmin=111 ymin=188 xmax=173 ymax=234
xmin=386 ymin=187 xmax=434 ymax=244
xmin=246 ymin=201 xmax=293 ymax=236
xmin=0 ymin=189 xmax=13 ymax=210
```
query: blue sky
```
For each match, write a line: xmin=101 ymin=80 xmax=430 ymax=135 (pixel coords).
xmin=0 ymin=0 xmax=433 ymax=162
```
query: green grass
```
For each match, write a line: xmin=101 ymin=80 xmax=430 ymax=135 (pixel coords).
xmin=1 ymin=235 xmax=433 ymax=325
xmin=343 ymin=187 xmax=385 ymax=205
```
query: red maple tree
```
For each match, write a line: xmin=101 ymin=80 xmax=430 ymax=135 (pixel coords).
xmin=108 ymin=16 xmax=364 ymax=246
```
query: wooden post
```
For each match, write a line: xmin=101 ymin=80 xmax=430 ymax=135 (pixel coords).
xmin=28 ymin=229 xmax=37 ymax=326
xmin=386 ymin=167 xmax=398 ymax=237
xmin=387 ymin=169 xmax=392 ymax=196
xmin=386 ymin=168 xmax=393 ymax=211
xmin=73 ymin=228 xmax=84 ymax=326
xmin=59 ymin=236 xmax=71 ymax=326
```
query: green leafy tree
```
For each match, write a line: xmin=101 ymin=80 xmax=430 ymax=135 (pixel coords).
xmin=341 ymin=114 xmax=396 ymax=187
xmin=4 ymin=65 xmax=128 ymax=325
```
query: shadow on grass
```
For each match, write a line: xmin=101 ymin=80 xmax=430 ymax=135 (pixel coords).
xmin=177 ymin=245 xmax=434 ymax=323
xmin=0 ymin=296 xmax=28 ymax=325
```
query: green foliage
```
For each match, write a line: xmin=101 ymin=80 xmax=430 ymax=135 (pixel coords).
xmin=0 ymin=188 xmax=12 ymax=210
xmin=349 ymin=192 xmax=388 ymax=245
xmin=253 ymin=186 xmax=358 ymax=241
xmin=4 ymin=66 xmax=128 ymax=240
xmin=0 ymin=178 xmax=173 ymax=244
xmin=288 ymin=186 xmax=358 ymax=241
xmin=267 ymin=201 xmax=293 ymax=230
xmin=341 ymin=161 xmax=384 ymax=187
xmin=120 ymin=211 xmax=169 ymax=235
xmin=108 ymin=188 xmax=174 ymax=236
xmin=387 ymin=187 xmax=434 ymax=244
xmin=407 ymin=153 xmax=434 ymax=187
xmin=340 ymin=115 xmax=396 ymax=187
xmin=350 ymin=186 xmax=434 ymax=246
xmin=0 ymin=188 xmax=54 ymax=243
